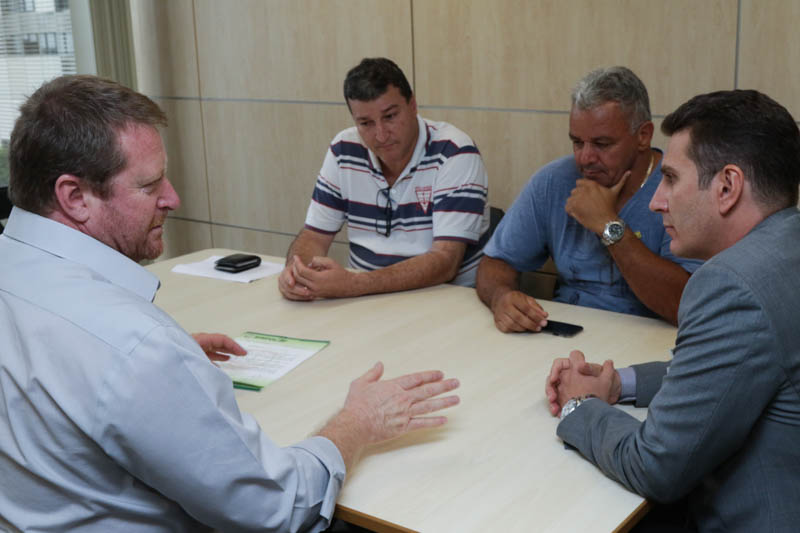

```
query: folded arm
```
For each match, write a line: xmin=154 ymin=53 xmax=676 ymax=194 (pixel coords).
xmin=556 ymin=267 xmax=781 ymax=502
xmin=291 ymin=239 xmax=467 ymax=299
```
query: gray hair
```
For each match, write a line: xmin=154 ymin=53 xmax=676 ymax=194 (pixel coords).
xmin=571 ymin=66 xmax=651 ymax=132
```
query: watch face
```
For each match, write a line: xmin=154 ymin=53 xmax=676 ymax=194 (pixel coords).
xmin=608 ymin=221 xmax=625 ymax=240
xmin=602 ymin=220 xmax=626 ymax=245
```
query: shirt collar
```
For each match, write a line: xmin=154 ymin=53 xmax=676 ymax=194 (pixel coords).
xmin=3 ymin=207 xmax=160 ymax=302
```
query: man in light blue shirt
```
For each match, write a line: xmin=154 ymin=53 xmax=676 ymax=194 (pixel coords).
xmin=0 ymin=75 xmax=460 ymax=532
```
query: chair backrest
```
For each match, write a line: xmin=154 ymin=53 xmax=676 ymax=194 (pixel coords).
xmin=0 ymin=186 xmax=11 ymax=234
xmin=488 ymin=206 xmax=505 ymax=238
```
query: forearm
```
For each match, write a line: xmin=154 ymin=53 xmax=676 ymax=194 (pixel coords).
xmin=346 ymin=246 xmax=463 ymax=297
xmin=286 ymin=229 xmax=334 ymax=265
xmin=607 ymin=230 xmax=689 ymax=325
xmin=475 ymin=256 xmax=521 ymax=310
xmin=316 ymin=409 xmax=365 ymax=472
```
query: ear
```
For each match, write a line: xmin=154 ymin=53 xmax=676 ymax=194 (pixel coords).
xmin=636 ymin=121 xmax=654 ymax=151
xmin=714 ymin=164 xmax=745 ymax=216
xmin=53 ymin=174 xmax=94 ymax=224
xmin=409 ymin=94 xmax=418 ymax=115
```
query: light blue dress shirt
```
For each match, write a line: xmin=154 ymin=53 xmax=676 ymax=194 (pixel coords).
xmin=0 ymin=208 xmax=345 ymax=532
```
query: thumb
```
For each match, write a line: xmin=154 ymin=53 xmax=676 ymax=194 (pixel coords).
xmin=309 ymin=256 xmax=335 ymax=270
xmin=568 ymin=350 xmax=586 ymax=366
xmin=611 ymin=170 xmax=630 ymax=196
xmin=600 ymin=359 xmax=616 ymax=380
xmin=359 ymin=361 xmax=384 ymax=383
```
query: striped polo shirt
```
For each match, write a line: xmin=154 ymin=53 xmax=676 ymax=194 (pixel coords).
xmin=305 ymin=115 xmax=489 ymax=286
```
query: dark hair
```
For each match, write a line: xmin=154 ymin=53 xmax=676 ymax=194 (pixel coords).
xmin=571 ymin=66 xmax=651 ymax=133
xmin=662 ymin=89 xmax=800 ymax=208
xmin=8 ymin=75 xmax=167 ymax=215
xmin=343 ymin=57 xmax=412 ymax=108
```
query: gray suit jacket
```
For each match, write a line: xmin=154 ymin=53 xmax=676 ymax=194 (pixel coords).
xmin=558 ymin=207 xmax=800 ymax=532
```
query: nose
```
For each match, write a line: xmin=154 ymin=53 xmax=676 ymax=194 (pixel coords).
xmin=375 ymin=122 xmax=389 ymax=143
xmin=158 ymin=177 xmax=181 ymax=211
xmin=649 ymin=178 xmax=667 ymax=213
xmin=575 ymin=144 xmax=598 ymax=167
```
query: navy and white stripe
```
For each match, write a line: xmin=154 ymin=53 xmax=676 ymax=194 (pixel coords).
xmin=305 ymin=115 xmax=490 ymax=287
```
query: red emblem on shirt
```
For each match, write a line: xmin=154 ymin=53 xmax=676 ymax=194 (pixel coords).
xmin=415 ymin=185 xmax=432 ymax=213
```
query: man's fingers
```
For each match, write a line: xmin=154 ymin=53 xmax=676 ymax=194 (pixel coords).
xmin=406 ymin=378 xmax=461 ymax=402
xmin=497 ymin=303 xmax=545 ymax=332
xmin=309 ymin=256 xmax=336 ymax=270
xmin=392 ymin=369 xmax=447 ymax=390
xmin=576 ymin=360 xmax=600 ymax=376
xmin=406 ymin=416 xmax=449 ymax=431
xmin=213 ymin=335 xmax=246 ymax=356
xmin=408 ymin=394 xmax=461 ymax=417
xmin=568 ymin=350 xmax=587 ymax=365
xmin=600 ymin=359 xmax=616 ymax=379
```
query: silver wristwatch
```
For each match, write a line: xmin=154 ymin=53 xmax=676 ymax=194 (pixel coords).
xmin=559 ymin=394 xmax=597 ymax=420
xmin=601 ymin=219 xmax=626 ymax=246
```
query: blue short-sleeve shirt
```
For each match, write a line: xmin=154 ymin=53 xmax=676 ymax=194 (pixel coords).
xmin=484 ymin=153 xmax=702 ymax=317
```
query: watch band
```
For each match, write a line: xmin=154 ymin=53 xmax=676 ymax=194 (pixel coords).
xmin=559 ymin=394 xmax=597 ymax=420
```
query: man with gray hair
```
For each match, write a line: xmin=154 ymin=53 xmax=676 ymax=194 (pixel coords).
xmin=477 ymin=66 xmax=700 ymax=332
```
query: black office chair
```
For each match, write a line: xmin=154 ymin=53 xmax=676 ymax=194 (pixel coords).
xmin=488 ymin=205 xmax=505 ymax=238
xmin=0 ymin=186 xmax=12 ymax=234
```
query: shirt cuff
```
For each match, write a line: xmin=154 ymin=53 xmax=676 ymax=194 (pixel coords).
xmin=617 ymin=366 xmax=637 ymax=403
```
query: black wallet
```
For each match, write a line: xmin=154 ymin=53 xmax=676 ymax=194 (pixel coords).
xmin=214 ymin=253 xmax=261 ymax=273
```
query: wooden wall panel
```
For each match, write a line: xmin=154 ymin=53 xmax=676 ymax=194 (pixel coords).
xmin=194 ymin=0 xmax=413 ymax=100
xmin=202 ymin=101 xmax=352 ymax=232
xmin=738 ymin=0 xmax=800 ymax=118
xmin=130 ymin=0 xmax=799 ymax=279
xmin=161 ymin=218 xmax=213 ymax=260
xmin=211 ymin=225 xmax=350 ymax=265
xmin=158 ymin=99 xmax=210 ymax=221
xmin=421 ymin=108 xmax=569 ymax=210
xmin=129 ymin=0 xmax=198 ymax=97
xmin=413 ymin=0 xmax=737 ymax=114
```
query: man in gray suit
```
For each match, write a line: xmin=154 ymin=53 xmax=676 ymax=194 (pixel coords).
xmin=545 ymin=89 xmax=800 ymax=532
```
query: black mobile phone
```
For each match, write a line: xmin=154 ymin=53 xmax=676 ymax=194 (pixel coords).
xmin=541 ymin=319 xmax=583 ymax=337
xmin=214 ymin=253 xmax=261 ymax=273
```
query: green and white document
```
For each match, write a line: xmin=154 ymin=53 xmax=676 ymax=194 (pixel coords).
xmin=219 ymin=331 xmax=330 ymax=390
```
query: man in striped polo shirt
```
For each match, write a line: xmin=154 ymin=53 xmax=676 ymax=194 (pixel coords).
xmin=279 ymin=57 xmax=489 ymax=301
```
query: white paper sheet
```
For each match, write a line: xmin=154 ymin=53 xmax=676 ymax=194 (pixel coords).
xmin=218 ymin=331 xmax=330 ymax=389
xmin=171 ymin=255 xmax=282 ymax=283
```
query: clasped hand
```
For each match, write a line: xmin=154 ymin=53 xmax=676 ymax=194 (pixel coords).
xmin=545 ymin=350 xmax=621 ymax=416
xmin=278 ymin=255 xmax=356 ymax=300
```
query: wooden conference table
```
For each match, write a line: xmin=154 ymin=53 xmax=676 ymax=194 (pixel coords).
xmin=147 ymin=249 xmax=677 ymax=533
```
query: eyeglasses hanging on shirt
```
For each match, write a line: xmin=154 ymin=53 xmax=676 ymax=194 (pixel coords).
xmin=375 ymin=187 xmax=394 ymax=237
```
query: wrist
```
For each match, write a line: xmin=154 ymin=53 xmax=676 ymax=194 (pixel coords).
xmin=559 ymin=394 xmax=597 ymax=420
xmin=600 ymin=219 xmax=626 ymax=246
xmin=490 ymin=285 xmax=514 ymax=312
